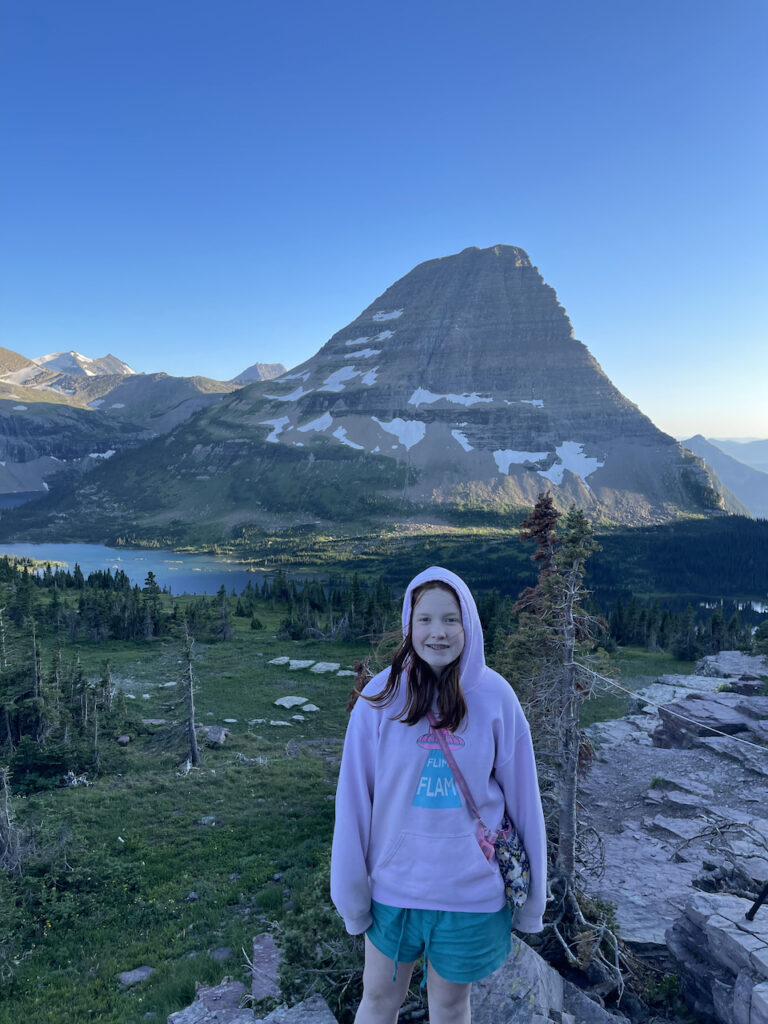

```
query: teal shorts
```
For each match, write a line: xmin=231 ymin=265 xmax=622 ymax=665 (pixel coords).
xmin=366 ymin=899 xmax=512 ymax=986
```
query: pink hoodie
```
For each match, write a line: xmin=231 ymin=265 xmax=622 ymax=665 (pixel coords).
xmin=330 ymin=566 xmax=548 ymax=935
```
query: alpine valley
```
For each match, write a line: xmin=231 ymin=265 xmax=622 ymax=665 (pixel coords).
xmin=0 ymin=347 xmax=284 ymax=504
xmin=0 ymin=245 xmax=748 ymax=547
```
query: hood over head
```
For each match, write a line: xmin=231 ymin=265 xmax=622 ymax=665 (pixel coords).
xmin=401 ymin=566 xmax=486 ymax=691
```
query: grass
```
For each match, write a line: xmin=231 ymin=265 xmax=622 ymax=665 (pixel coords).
xmin=579 ymin=647 xmax=697 ymax=727
xmin=0 ymin=608 xmax=364 ymax=1024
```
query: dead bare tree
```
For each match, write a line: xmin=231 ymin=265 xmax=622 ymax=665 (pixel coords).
xmin=0 ymin=767 xmax=22 ymax=875
xmin=183 ymin=623 xmax=201 ymax=767
xmin=500 ymin=495 xmax=625 ymax=998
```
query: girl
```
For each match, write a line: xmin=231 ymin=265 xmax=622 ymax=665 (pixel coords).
xmin=331 ymin=567 xmax=547 ymax=1024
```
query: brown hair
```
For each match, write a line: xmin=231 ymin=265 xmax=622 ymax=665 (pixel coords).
xmin=362 ymin=580 xmax=468 ymax=732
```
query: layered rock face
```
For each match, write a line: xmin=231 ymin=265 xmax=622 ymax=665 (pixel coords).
xmin=206 ymin=244 xmax=722 ymax=523
xmin=0 ymin=245 xmax=728 ymax=538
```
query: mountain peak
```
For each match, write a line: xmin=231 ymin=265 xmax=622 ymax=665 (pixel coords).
xmin=34 ymin=351 xmax=136 ymax=377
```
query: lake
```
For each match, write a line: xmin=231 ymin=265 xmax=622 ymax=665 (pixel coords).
xmin=0 ymin=542 xmax=266 ymax=595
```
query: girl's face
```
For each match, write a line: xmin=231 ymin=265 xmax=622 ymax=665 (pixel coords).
xmin=411 ymin=586 xmax=464 ymax=671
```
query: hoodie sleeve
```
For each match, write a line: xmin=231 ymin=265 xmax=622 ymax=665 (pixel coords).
xmin=330 ymin=695 xmax=378 ymax=934
xmin=494 ymin=724 xmax=548 ymax=933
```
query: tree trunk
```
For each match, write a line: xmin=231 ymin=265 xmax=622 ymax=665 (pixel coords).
xmin=556 ymin=572 xmax=579 ymax=885
xmin=184 ymin=629 xmax=200 ymax=767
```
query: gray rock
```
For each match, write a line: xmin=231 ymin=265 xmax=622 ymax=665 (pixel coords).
xmin=752 ymin=982 xmax=768 ymax=1024
xmin=470 ymin=938 xmax=627 ymax=1024
xmin=696 ymin=735 xmax=768 ymax=777
xmin=667 ymin=892 xmax=768 ymax=1024
xmin=251 ymin=932 xmax=281 ymax=1000
xmin=260 ymin=995 xmax=336 ymax=1023
xmin=210 ymin=946 xmax=231 ymax=963
xmin=733 ymin=968 xmax=754 ymax=1024
xmin=168 ymin=981 xmax=251 ymax=1024
xmin=471 ymin=939 xmax=561 ymax=1022
xmin=196 ymin=725 xmax=230 ymax=745
xmin=116 ymin=734 xmax=131 ymax=745
xmin=118 ymin=964 xmax=154 ymax=987
xmin=696 ymin=651 xmax=768 ymax=678
xmin=652 ymin=692 xmax=765 ymax=747
xmin=562 ymin=981 xmax=630 ymax=1023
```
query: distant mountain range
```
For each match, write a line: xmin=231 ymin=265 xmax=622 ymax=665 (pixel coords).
xmin=0 ymin=245 xmax=751 ymax=545
xmin=682 ymin=436 xmax=768 ymax=519
xmin=707 ymin=439 xmax=768 ymax=476
xmin=0 ymin=349 xmax=285 ymax=501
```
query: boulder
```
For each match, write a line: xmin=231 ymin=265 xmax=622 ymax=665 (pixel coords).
xmin=471 ymin=938 xmax=628 ymax=1023
xmin=696 ymin=651 xmax=768 ymax=679
xmin=652 ymin=691 xmax=768 ymax=748
xmin=196 ymin=725 xmax=230 ymax=745
xmin=118 ymin=965 xmax=154 ymax=987
xmin=666 ymin=892 xmax=768 ymax=1024
xmin=116 ymin=734 xmax=131 ymax=746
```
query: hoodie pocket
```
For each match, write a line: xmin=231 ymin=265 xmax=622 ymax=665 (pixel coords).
xmin=372 ymin=830 xmax=501 ymax=903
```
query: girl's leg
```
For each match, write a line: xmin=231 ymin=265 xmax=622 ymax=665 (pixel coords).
xmin=354 ymin=934 xmax=416 ymax=1024
xmin=425 ymin=960 xmax=472 ymax=1024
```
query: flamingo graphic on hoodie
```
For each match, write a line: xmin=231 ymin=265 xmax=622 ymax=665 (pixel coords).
xmin=330 ymin=566 xmax=548 ymax=936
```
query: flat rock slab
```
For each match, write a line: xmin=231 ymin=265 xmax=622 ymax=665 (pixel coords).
xmin=697 ymin=651 xmax=768 ymax=678
xmin=274 ymin=696 xmax=307 ymax=709
xmin=287 ymin=660 xmax=314 ymax=670
xmin=309 ymin=662 xmax=340 ymax=673
xmin=168 ymin=981 xmax=250 ymax=1024
xmin=268 ymin=657 xmax=290 ymax=665
xmin=696 ymin=735 xmax=768 ymax=777
xmin=251 ymin=932 xmax=280 ymax=1000
xmin=261 ymin=995 xmax=337 ymax=1023
xmin=583 ymin=830 xmax=701 ymax=944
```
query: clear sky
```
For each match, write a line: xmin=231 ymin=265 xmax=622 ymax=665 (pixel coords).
xmin=1 ymin=0 xmax=766 ymax=439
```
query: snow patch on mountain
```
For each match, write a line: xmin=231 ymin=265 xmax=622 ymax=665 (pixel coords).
xmin=374 ymin=330 xmax=395 ymax=340
xmin=298 ymin=412 xmax=333 ymax=433
xmin=372 ymin=309 xmax=403 ymax=321
xmin=522 ymin=399 xmax=544 ymax=408
xmin=538 ymin=442 xmax=604 ymax=488
xmin=263 ymin=386 xmax=312 ymax=402
xmin=343 ymin=349 xmax=380 ymax=360
xmin=276 ymin=370 xmax=312 ymax=382
xmin=372 ymin=417 xmax=426 ymax=451
xmin=451 ymin=430 xmax=474 ymax=452
xmin=261 ymin=417 xmax=291 ymax=442
xmin=318 ymin=367 xmax=360 ymax=392
xmin=344 ymin=337 xmax=370 ymax=347
xmin=333 ymin=426 xmax=364 ymax=450
xmin=493 ymin=449 xmax=549 ymax=474
xmin=361 ymin=368 xmax=378 ymax=386
xmin=408 ymin=388 xmax=492 ymax=407
xmin=89 ymin=450 xmax=116 ymax=459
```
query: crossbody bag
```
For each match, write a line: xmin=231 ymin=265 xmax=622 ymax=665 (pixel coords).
xmin=426 ymin=711 xmax=531 ymax=909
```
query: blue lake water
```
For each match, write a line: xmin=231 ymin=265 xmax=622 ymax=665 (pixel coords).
xmin=0 ymin=543 xmax=265 ymax=595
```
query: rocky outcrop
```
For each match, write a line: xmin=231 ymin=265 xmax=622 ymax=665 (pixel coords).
xmin=581 ymin=653 xmax=768 ymax=947
xmin=666 ymin=892 xmax=768 ymax=1024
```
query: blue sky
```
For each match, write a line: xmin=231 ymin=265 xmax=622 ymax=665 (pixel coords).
xmin=1 ymin=0 xmax=766 ymax=438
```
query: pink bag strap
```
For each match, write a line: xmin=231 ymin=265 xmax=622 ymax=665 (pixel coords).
xmin=426 ymin=711 xmax=489 ymax=830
